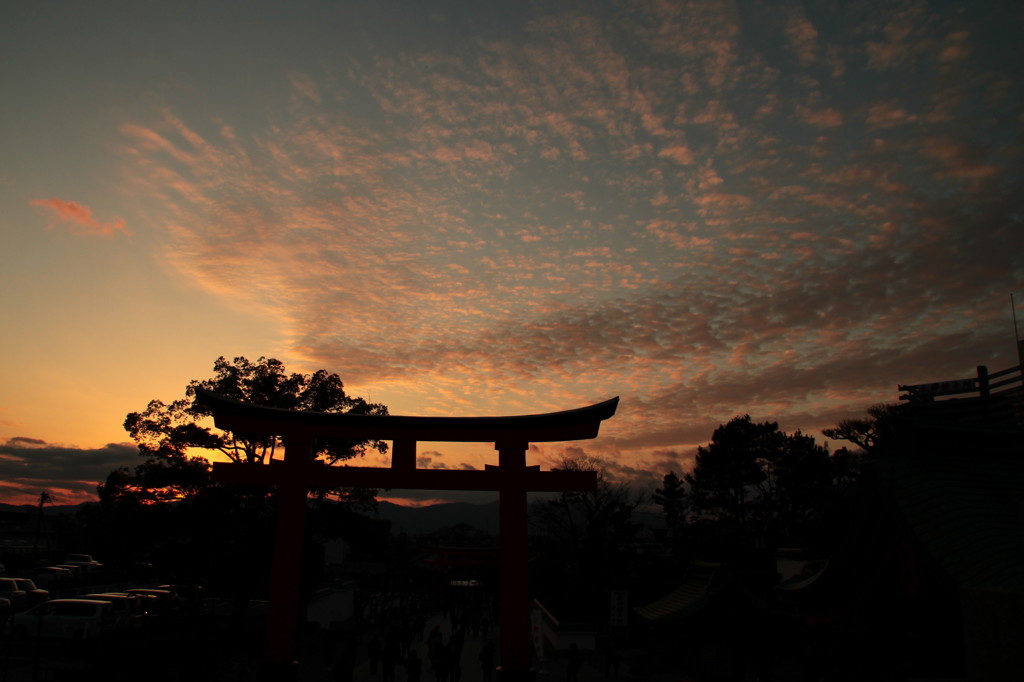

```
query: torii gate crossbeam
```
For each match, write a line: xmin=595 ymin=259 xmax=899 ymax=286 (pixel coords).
xmin=196 ymin=389 xmax=618 ymax=681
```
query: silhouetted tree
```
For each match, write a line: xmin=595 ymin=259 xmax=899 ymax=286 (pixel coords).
xmin=767 ymin=430 xmax=834 ymax=542
xmin=822 ymin=402 xmax=906 ymax=457
xmin=533 ymin=455 xmax=640 ymax=559
xmin=685 ymin=416 xmax=845 ymax=547
xmin=652 ymin=471 xmax=687 ymax=550
xmin=126 ymin=356 xmax=389 ymax=464
xmin=120 ymin=355 xmax=389 ymax=501
xmin=530 ymin=455 xmax=641 ymax=619
xmin=98 ymin=456 xmax=212 ymax=504
xmin=99 ymin=356 xmax=390 ymax=592
xmin=685 ymin=415 xmax=777 ymax=529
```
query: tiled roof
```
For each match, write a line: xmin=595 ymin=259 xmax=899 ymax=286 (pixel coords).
xmin=633 ymin=561 xmax=722 ymax=621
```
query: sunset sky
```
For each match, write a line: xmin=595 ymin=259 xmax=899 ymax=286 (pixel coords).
xmin=2 ymin=0 xmax=1021 ymax=506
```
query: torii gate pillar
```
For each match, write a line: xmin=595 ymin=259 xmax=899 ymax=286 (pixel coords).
xmin=197 ymin=389 xmax=619 ymax=681
xmin=263 ymin=437 xmax=314 ymax=668
xmin=496 ymin=441 xmax=532 ymax=677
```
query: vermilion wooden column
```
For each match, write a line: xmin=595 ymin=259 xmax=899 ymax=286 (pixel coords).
xmin=496 ymin=441 xmax=534 ymax=681
xmin=263 ymin=438 xmax=314 ymax=677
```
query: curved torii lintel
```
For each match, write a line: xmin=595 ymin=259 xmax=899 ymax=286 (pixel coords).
xmin=194 ymin=387 xmax=619 ymax=443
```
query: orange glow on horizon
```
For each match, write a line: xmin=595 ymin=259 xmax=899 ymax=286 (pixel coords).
xmin=376 ymin=496 xmax=461 ymax=508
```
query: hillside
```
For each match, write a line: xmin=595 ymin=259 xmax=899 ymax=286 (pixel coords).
xmin=371 ymin=500 xmax=500 ymax=536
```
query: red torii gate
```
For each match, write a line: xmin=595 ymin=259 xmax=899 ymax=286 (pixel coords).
xmin=195 ymin=388 xmax=618 ymax=680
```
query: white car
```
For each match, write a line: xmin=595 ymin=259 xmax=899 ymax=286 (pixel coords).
xmin=9 ymin=598 xmax=115 ymax=639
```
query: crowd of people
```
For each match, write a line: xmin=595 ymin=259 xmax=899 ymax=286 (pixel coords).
xmin=323 ymin=588 xmax=499 ymax=682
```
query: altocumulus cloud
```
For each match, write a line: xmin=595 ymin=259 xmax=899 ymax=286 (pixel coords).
xmin=0 ymin=437 xmax=139 ymax=502
xmin=30 ymin=198 xmax=129 ymax=237
xmin=116 ymin=0 xmax=1023 ymax=473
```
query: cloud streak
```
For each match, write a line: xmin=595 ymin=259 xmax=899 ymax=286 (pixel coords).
xmin=0 ymin=438 xmax=139 ymax=504
xmin=31 ymin=198 xmax=129 ymax=237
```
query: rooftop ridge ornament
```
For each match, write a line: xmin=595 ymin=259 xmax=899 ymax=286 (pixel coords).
xmin=195 ymin=388 xmax=619 ymax=681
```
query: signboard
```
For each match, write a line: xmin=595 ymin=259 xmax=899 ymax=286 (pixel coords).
xmin=900 ymin=378 xmax=976 ymax=399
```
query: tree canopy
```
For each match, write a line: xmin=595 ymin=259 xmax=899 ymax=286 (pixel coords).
xmin=530 ymin=454 xmax=641 ymax=619
xmin=108 ymin=356 xmax=389 ymax=504
xmin=124 ymin=355 xmax=389 ymax=466
xmin=684 ymin=415 xmax=851 ymax=547
xmin=652 ymin=470 xmax=687 ymax=551
xmin=822 ymin=402 xmax=906 ymax=456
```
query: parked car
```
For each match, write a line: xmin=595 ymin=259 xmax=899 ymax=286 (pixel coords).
xmin=81 ymin=593 xmax=142 ymax=628
xmin=34 ymin=566 xmax=72 ymax=587
xmin=0 ymin=578 xmax=28 ymax=609
xmin=54 ymin=564 xmax=83 ymax=578
xmin=11 ymin=578 xmax=48 ymax=606
xmin=126 ymin=591 xmax=157 ymax=618
xmin=9 ymin=598 xmax=115 ymax=639
xmin=126 ymin=588 xmax=178 ymax=616
xmin=159 ymin=583 xmax=203 ymax=600
xmin=64 ymin=554 xmax=102 ymax=571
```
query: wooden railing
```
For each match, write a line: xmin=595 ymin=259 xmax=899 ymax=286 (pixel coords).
xmin=898 ymin=362 xmax=1024 ymax=426
xmin=899 ymin=363 xmax=1024 ymax=401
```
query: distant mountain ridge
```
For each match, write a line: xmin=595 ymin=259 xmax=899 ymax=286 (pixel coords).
xmin=2 ymin=499 xmax=660 ymax=538
xmin=0 ymin=499 xmax=502 ymax=536
xmin=0 ymin=502 xmax=84 ymax=517
xmin=371 ymin=500 xmax=500 ymax=535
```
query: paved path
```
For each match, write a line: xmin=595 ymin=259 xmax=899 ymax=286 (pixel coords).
xmin=295 ymin=611 xmax=616 ymax=682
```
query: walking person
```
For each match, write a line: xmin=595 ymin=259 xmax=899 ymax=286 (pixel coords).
xmin=368 ymin=632 xmax=382 ymax=676
xmin=566 ymin=643 xmax=582 ymax=682
xmin=405 ymin=649 xmax=423 ymax=682
xmin=479 ymin=639 xmax=496 ymax=682
xmin=382 ymin=631 xmax=400 ymax=682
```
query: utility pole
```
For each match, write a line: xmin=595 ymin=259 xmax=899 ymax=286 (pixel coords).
xmin=32 ymin=490 xmax=51 ymax=557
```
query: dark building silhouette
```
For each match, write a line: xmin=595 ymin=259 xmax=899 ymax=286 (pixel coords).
xmin=636 ymin=359 xmax=1024 ymax=680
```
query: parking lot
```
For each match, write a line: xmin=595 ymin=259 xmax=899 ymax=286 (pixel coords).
xmin=1 ymin=593 xmax=270 ymax=682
